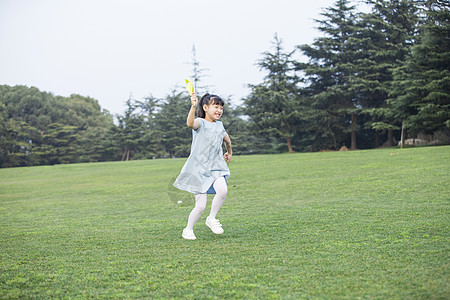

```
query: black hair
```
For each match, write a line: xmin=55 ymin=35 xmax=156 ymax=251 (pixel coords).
xmin=197 ymin=93 xmax=224 ymax=118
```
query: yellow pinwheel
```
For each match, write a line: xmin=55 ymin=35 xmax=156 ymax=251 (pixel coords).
xmin=185 ymin=79 xmax=195 ymax=96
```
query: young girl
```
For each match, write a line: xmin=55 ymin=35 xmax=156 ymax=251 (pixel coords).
xmin=173 ymin=93 xmax=232 ymax=240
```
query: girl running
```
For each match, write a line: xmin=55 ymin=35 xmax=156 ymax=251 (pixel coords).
xmin=173 ymin=92 xmax=232 ymax=240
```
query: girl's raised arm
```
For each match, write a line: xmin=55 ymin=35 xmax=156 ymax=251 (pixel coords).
xmin=187 ymin=93 xmax=200 ymax=130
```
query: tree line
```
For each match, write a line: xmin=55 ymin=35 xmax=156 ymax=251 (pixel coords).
xmin=246 ymin=0 xmax=449 ymax=152
xmin=0 ymin=85 xmax=255 ymax=167
xmin=1 ymin=0 xmax=448 ymax=168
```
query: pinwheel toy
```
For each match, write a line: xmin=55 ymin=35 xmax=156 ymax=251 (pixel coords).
xmin=185 ymin=79 xmax=195 ymax=96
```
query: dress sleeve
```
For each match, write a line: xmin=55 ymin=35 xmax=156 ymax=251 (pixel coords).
xmin=221 ymin=122 xmax=227 ymax=138
xmin=194 ymin=118 xmax=204 ymax=131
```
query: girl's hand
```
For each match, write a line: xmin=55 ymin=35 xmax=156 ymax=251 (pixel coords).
xmin=224 ymin=152 xmax=232 ymax=163
xmin=191 ymin=93 xmax=198 ymax=107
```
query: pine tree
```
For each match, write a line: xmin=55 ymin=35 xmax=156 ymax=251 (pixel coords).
xmin=354 ymin=0 xmax=419 ymax=147
xmin=298 ymin=0 xmax=360 ymax=150
xmin=110 ymin=97 xmax=146 ymax=161
xmin=390 ymin=0 xmax=450 ymax=137
xmin=156 ymin=90 xmax=192 ymax=158
xmin=189 ymin=45 xmax=210 ymax=95
xmin=244 ymin=34 xmax=301 ymax=153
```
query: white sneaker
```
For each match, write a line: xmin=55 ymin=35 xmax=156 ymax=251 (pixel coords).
xmin=182 ymin=229 xmax=196 ymax=240
xmin=206 ymin=216 xmax=224 ymax=234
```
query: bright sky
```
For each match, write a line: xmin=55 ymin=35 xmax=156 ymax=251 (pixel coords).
xmin=0 ymin=0 xmax=367 ymax=115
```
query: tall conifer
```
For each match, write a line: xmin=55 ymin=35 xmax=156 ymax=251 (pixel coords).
xmin=298 ymin=0 xmax=360 ymax=150
xmin=354 ymin=0 xmax=419 ymax=146
xmin=389 ymin=0 xmax=450 ymax=137
xmin=244 ymin=34 xmax=301 ymax=152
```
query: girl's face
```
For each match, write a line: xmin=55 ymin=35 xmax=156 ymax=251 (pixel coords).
xmin=203 ymin=102 xmax=223 ymax=122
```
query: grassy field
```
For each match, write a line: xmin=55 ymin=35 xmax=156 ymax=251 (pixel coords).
xmin=0 ymin=146 xmax=449 ymax=299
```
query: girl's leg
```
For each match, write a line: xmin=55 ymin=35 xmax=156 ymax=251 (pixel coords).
xmin=209 ymin=176 xmax=228 ymax=219
xmin=185 ymin=193 xmax=207 ymax=230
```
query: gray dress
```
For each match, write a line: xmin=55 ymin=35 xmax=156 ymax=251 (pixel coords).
xmin=173 ymin=118 xmax=230 ymax=194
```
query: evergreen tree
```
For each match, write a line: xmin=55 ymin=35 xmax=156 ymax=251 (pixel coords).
xmin=354 ymin=0 xmax=419 ymax=147
xmin=389 ymin=0 xmax=450 ymax=138
xmin=134 ymin=95 xmax=165 ymax=159
xmin=34 ymin=123 xmax=80 ymax=165
xmin=110 ymin=97 xmax=146 ymax=161
xmin=156 ymin=90 xmax=192 ymax=158
xmin=298 ymin=0 xmax=360 ymax=150
xmin=220 ymin=104 xmax=260 ymax=155
xmin=189 ymin=45 xmax=210 ymax=94
xmin=244 ymin=34 xmax=301 ymax=153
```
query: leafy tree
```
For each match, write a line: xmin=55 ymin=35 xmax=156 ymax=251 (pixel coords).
xmin=0 ymin=100 xmax=16 ymax=167
xmin=0 ymin=86 xmax=51 ymax=166
xmin=0 ymin=85 xmax=115 ymax=167
xmin=244 ymin=34 xmax=302 ymax=153
xmin=62 ymin=94 xmax=114 ymax=162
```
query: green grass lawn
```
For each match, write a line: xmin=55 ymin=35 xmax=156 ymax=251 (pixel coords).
xmin=1 ymin=146 xmax=449 ymax=299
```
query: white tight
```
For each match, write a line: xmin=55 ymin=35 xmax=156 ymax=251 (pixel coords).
xmin=185 ymin=176 xmax=228 ymax=231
